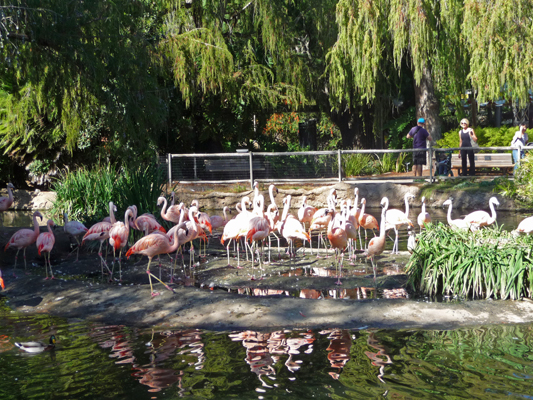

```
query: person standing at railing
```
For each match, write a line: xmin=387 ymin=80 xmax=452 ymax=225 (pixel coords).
xmin=406 ymin=118 xmax=432 ymax=177
xmin=458 ymin=118 xmax=478 ymax=176
xmin=511 ymin=123 xmax=528 ymax=172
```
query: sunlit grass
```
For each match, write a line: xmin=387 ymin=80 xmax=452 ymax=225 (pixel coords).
xmin=406 ymin=223 xmax=533 ymax=300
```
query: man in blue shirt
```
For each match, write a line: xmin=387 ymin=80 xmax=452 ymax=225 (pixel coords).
xmin=406 ymin=118 xmax=432 ymax=177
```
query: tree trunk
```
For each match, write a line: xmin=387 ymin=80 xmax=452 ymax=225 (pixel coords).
xmin=330 ymin=109 xmax=355 ymax=149
xmin=414 ymin=64 xmax=441 ymax=143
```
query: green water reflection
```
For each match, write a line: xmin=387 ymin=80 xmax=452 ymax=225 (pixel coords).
xmin=0 ymin=298 xmax=532 ymax=399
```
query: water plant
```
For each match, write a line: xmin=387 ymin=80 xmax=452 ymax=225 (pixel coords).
xmin=406 ymin=223 xmax=533 ymax=300
xmin=50 ymin=162 xmax=166 ymax=224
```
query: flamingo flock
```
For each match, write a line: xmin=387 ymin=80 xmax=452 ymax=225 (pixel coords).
xmin=2 ymin=180 xmax=531 ymax=298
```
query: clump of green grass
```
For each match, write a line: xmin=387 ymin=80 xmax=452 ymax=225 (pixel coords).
xmin=406 ymin=223 xmax=533 ymax=300
xmin=50 ymin=162 xmax=166 ymax=224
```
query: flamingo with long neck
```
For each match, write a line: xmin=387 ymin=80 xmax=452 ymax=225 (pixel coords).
xmin=308 ymin=188 xmax=337 ymax=257
xmin=63 ymin=212 xmax=88 ymax=262
xmin=442 ymin=199 xmax=469 ymax=230
xmin=278 ymin=195 xmax=310 ymax=258
xmin=5 ymin=211 xmax=43 ymax=275
xmin=108 ymin=207 xmax=134 ymax=281
xmin=82 ymin=202 xmax=116 ymax=277
xmin=417 ymin=196 xmax=431 ymax=233
xmin=385 ymin=193 xmax=415 ymax=254
xmin=246 ymin=194 xmax=270 ymax=278
xmin=127 ymin=222 xmax=188 ymax=297
xmin=36 ymin=219 xmax=56 ymax=279
xmin=463 ymin=196 xmax=500 ymax=230
xmin=328 ymin=207 xmax=347 ymax=285
xmin=358 ymin=198 xmax=379 ymax=249
xmin=365 ymin=197 xmax=389 ymax=280
xmin=158 ymin=196 xmax=182 ymax=224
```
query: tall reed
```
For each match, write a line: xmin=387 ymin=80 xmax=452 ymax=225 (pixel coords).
xmin=51 ymin=162 xmax=166 ymax=224
xmin=406 ymin=223 xmax=533 ymax=300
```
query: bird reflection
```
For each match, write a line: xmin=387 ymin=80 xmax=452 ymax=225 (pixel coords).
xmin=92 ymin=325 xmax=204 ymax=394
xmin=229 ymin=330 xmax=315 ymax=388
xmin=364 ymin=332 xmax=392 ymax=383
xmin=320 ymin=329 xmax=352 ymax=380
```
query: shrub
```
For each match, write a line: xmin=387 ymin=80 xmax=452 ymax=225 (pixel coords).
xmin=344 ymin=153 xmax=374 ymax=176
xmin=406 ymin=223 xmax=533 ymax=300
xmin=50 ymin=162 xmax=166 ymax=224
xmin=436 ymin=125 xmax=524 ymax=149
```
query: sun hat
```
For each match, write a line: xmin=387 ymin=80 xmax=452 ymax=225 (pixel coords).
xmin=417 ymin=118 xmax=425 ymax=124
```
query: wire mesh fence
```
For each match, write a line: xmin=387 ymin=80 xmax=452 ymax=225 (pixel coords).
xmin=161 ymin=146 xmax=520 ymax=187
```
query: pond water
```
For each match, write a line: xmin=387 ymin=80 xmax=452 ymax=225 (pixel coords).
xmin=0 ymin=299 xmax=532 ymax=399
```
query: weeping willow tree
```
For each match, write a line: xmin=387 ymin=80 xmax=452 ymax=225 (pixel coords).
xmin=463 ymin=0 xmax=533 ymax=110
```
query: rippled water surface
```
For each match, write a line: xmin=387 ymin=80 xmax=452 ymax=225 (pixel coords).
xmin=1 ymin=299 xmax=532 ymax=399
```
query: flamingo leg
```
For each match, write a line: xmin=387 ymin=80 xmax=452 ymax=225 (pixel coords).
xmin=49 ymin=253 xmax=55 ymax=280
xmin=12 ymin=248 xmax=21 ymax=277
xmin=335 ymin=250 xmax=344 ymax=285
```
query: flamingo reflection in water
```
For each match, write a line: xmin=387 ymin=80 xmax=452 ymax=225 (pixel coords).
xmin=229 ymin=330 xmax=315 ymax=388
xmin=364 ymin=332 xmax=392 ymax=383
xmin=320 ymin=329 xmax=352 ymax=380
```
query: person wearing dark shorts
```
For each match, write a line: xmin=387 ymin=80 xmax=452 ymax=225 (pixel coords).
xmin=406 ymin=118 xmax=432 ymax=176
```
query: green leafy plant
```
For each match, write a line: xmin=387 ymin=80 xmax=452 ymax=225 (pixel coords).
xmin=407 ymin=223 xmax=533 ymax=300
xmin=50 ymin=162 xmax=166 ymax=224
xmin=436 ymin=125 xmax=523 ymax=150
xmin=343 ymin=153 xmax=374 ymax=176
xmin=375 ymin=153 xmax=396 ymax=174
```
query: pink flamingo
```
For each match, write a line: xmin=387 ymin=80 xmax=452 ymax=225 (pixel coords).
xmin=133 ymin=214 xmax=166 ymax=236
xmin=82 ymin=202 xmax=116 ymax=277
xmin=308 ymin=189 xmax=337 ymax=257
xmin=126 ymin=222 xmax=188 ymax=297
xmin=358 ymin=198 xmax=379 ymax=249
xmin=417 ymin=196 xmax=431 ymax=233
xmin=0 ymin=183 xmax=15 ymax=225
xmin=278 ymin=195 xmax=310 ymax=258
xmin=442 ymin=199 xmax=469 ymax=230
xmin=463 ymin=196 xmax=499 ymax=230
xmin=108 ymin=207 xmax=134 ymax=280
xmin=4 ymin=210 xmax=42 ymax=275
xmin=298 ymin=195 xmax=317 ymax=231
xmin=327 ymin=208 xmax=348 ymax=285
xmin=210 ymin=206 xmax=230 ymax=230
xmin=221 ymin=217 xmax=242 ymax=268
xmin=157 ymin=196 xmax=182 ymax=224
xmin=515 ymin=216 xmax=533 ymax=234
xmin=63 ymin=212 xmax=88 ymax=262
xmin=246 ymin=195 xmax=271 ymax=279
xmin=36 ymin=219 xmax=56 ymax=279
xmin=365 ymin=197 xmax=389 ymax=280
xmin=0 ymin=269 xmax=4 ymax=290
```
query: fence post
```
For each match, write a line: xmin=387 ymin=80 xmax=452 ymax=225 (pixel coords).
xmin=338 ymin=150 xmax=342 ymax=182
xmin=429 ymin=147 xmax=433 ymax=183
xmin=167 ymin=153 xmax=172 ymax=187
xmin=249 ymin=152 xmax=254 ymax=189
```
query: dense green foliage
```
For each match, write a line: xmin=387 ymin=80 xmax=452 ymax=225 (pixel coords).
xmin=407 ymin=224 xmax=533 ymax=300
xmin=2 ymin=0 xmax=533 ymax=185
xmin=50 ymin=163 xmax=166 ymax=224
xmin=436 ymin=126 xmax=525 ymax=148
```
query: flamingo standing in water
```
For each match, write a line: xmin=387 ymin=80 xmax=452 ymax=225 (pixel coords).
xmin=0 ymin=183 xmax=15 ymax=226
xmin=364 ymin=197 xmax=389 ymax=280
xmin=82 ymin=202 xmax=116 ymax=277
xmin=298 ymin=195 xmax=317 ymax=231
xmin=4 ymin=211 xmax=43 ymax=275
xmin=36 ymin=219 xmax=56 ymax=279
xmin=442 ymin=199 xmax=469 ymax=230
xmin=277 ymin=195 xmax=310 ymax=258
xmin=63 ymin=212 xmax=88 ymax=262
xmin=358 ymin=198 xmax=379 ymax=249
xmin=126 ymin=222 xmax=188 ymax=297
xmin=210 ymin=206 xmax=230 ymax=230
xmin=108 ymin=207 xmax=134 ymax=280
xmin=308 ymin=188 xmax=337 ymax=257
xmin=463 ymin=196 xmax=500 ymax=230
xmin=417 ymin=197 xmax=431 ymax=233
xmin=158 ymin=196 xmax=182 ymax=224
xmin=385 ymin=193 xmax=415 ymax=254
xmin=246 ymin=195 xmax=271 ymax=279
xmin=327 ymin=208 xmax=347 ymax=285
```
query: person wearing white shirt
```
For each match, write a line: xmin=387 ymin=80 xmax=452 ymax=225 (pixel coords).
xmin=511 ymin=123 xmax=529 ymax=172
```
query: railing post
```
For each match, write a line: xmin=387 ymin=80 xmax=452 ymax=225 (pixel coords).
xmin=249 ymin=152 xmax=254 ymax=189
xmin=429 ymin=146 xmax=433 ymax=183
xmin=338 ymin=150 xmax=342 ymax=182
xmin=167 ymin=153 xmax=172 ymax=187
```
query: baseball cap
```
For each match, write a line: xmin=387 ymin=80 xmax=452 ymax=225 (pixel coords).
xmin=418 ymin=118 xmax=425 ymax=124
